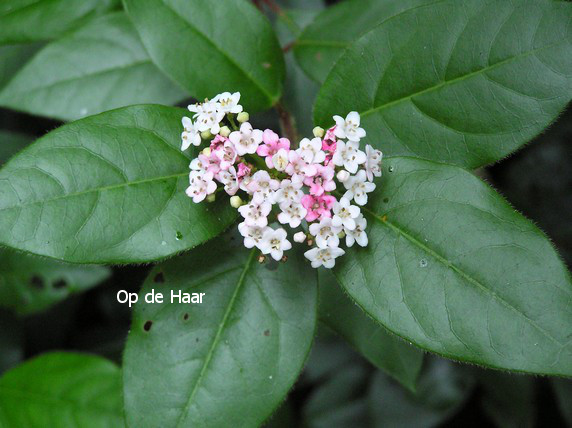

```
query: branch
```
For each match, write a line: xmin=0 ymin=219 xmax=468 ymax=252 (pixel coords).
xmin=275 ymin=102 xmax=298 ymax=145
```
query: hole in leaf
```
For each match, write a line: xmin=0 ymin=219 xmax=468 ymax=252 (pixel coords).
xmin=143 ymin=321 xmax=153 ymax=332
xmin=30 ymin=275 xmax=44 ymax=289
xmin=53 ymin=279 xmax=67 ymax=289
xmin=264 ymin=329 xmax=270 ymax=336
xmin=383 ymin=198 xmax=389 ymax=203
xmin=154 ymin=272 xmax=165 ymax=283
xmin=183 ymin=313 xmax=189 ymax=321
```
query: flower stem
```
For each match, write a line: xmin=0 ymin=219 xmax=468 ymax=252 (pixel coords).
xmin=275 ymin=102 xmax=298 ymax=146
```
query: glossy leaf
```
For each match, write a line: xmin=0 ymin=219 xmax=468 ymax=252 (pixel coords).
xmin=479 ymin=371 xmax=535 ymax=428
xmin=294 ymin=0 xmax=431 ymax=83
xmin=123 ymin=0 xmax=285 ymax=112
xmin=123 ymin=235 xmax=317 ymax=427
xmin=0 ymin=352 xmax=123 ymax=427
xmin=315 ymin=0 xmax=572 ymax=168
xmin=0 ymin=251 xmax=110 ymax=315
xmin=0 ymin=0 xmax=117 ymax=45
xmin=0 ymin=105 xmax=237 ymax=264
xmin=0 ymin=13 xmax=187 ymax=121
xmin=318 ymin=270 xmax=423 ymax=391
xmin=368 ymin=358 xmax=474 ymax=428
xmin=335 ymin=157 xmax=572 ymax=376
xmin=0 ymin=43 xmax=43 ymax=90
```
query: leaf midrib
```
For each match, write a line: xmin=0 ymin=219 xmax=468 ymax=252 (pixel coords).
xmin=176 ymin=249 xmax=257 ymax=427
xmin=361 ymin=205 xmax=563 ymax=347
xmin=157 ymin=0 xmax=277 ymax=105
xmin=359 ymin=39 xmax=568 ymax=119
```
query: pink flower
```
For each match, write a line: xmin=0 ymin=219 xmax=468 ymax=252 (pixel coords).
xmin=304 ymin=164 xmax=336 ymax=196
xmin=194 ymin=152 xmax=220 ymax=175
xmin=210 ymin=134 xmax=227 ymax=152
xmin=257 ymin=129 xmax=290 ymax=168
xmin=237 ymin=162 xmax=251 ymax=179
xmin=214 ymin=140 xmax=237 ymax=171
xmin=301 ymin=194 xmax=337 ymax=222
xmin=322 ymin=126 xmax=337 ymax=153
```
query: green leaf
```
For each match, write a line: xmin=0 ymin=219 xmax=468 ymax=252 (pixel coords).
xmin=0 ymin=43 xmax=43 ymax=90
xmin=334 ymin=157 xmax=572 ymax=376
xmin=0 ymin=12 xmax=187 ymax=121
xmin=0 ymin=105 xmax=237 ymax=264
xmin=552 ymin=379 xmax=572 ymax=426
xmin=318 ymin=269 xmax=423 ymax=392
xmin=0 ymin=0 xmax=117 ymax=45
xmin=0 ymin=250 xmax=110 ymax=315
xmin=478 ymin=371 xmax=535 ymax=428
xmin=123 ymin=0 xmax=285 ymax=112
xmin=294 ymin=0 xmax=432 ymax=83
xmin=368 ymin=358 xmax=474 ymax=428
xmin=123 ymin=235 xmax=317 ymax=427
xmin=0 ymin=352 xmax=123 ymax=427
xmin=314 ymin=0 xmax=572 ymax=168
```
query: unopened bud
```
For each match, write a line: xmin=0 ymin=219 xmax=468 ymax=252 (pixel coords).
xmin=237 ymin=112 xmax=249 ymax=123
xmin=281 ymin=255 xmax=288 ymax=263
xmin=230 ymin=196 xmax=243 ymax=208
xmin=337 ymin=170 xmax=350 ymax=182
xmin=307 ymin=238 xmax=314 ymax=246
xmin=293 ymin=231 xmax=306 ymax=243
xmin=206 ymin=193 xmax=216 ymax=203
xmin=201 ymin=147 xmax=211 ymax=157
xmin=313 ymin=126 xmax=325 ymax=138
xmin=258 ymin=254 xmax=266 ymax=263
xmin=220 ymin=126 xmax=231 ymax=137
xmin=201 ymin=130 xmax=212 ymax=140
xmin=338 ymin=231 xmax=346 ymax=239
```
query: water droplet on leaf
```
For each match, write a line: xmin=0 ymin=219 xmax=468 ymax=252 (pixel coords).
xmin=419 ymin=259 xmax=428 ymax=268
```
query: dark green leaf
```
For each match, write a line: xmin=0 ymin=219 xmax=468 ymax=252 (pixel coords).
xmin=123 ymin=235 xmax=317 ymax=427
xmin=0 ymin=352 xmax=123 ymax=427
xmin=0 ymin=0 xmax=117 ymax=45
xmin=0 ymin=310 xmax=23 ymax=374
xmin=0 ymin=43 xmax=43 ymax=90
xmin=123 ymin=0 xmax=285 ymax=112
xmin=0 ymin=250 xmax=110 ymax=314
xmin=315 ymin=0 xmax=572 ymax=168
xmin=552 ymin=379 xmax=572 ymax=426
xmin=479 ymin=371 xmax=535 ymax=428
xmin=294 ymin=0 xmax=431 ymax=83
xmin=0 ymin=12 xmax=187 ymax=121
xmin=0 ymin=130 xmax=31 ymax=165
xmin=368 ymin=358 xmax=473 ymax=428
xmin=0 ymin=105 xmax=237 ymax=263
xmin=335 ymin=157 xmax=572 ymax=376
xmin=318 ymin=269 xmax=423 ymax=391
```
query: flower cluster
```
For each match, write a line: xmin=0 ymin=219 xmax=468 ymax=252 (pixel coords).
xmin=181 ymin=92 xmax=382 ymax=269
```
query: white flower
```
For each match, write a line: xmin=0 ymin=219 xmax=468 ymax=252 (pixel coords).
xmin=285 ymin=150 xmax=317 ymax=179
xmin=293 ymin=231 xmax=307 ymax=243
xmin=332 ymin=197 xmax=361 ymax=230
xmin=259 ymin=228 xmax=292 ymax=261
xmin=229 ymin=122 xmax=263 ymax=156
xmin=343 ymin=170 xmax=376 ymax=206
xmin=238 ymin=194 xmax=272 ymax=227
xmin=277 ymin=200 xmax=307 ymax=228
xmin=185 ymin=170 xmax=216 ymax=203
xmin=190 ymin=156 xmax=206 ymax=172
xmin=273 ymin=177 xmax=304 ymax=204
xmin=272 ymin=148 xmax=289 ymax=172
xmin=345 ymin=215 xmax=368 ymax=247
xmin=213 ymin=92 xmax=243 ymax=114
xmin=365 ymin=144 xmax=382 ymax=182
xmin=214 ymin=140 xmax=237 ymax=171
xmin=217 ymin=166 xmax=239 ymax=196
xmin=188 ymin=100 xmax=225 ymax=134
xmin=309 ymin=217 xmax=342 ymax=249
xmin=333 ymin=111 xmax=366 ymax=142
xmin=298 ymin=137 xmax=326 ymax=164
xmin=246 ymin=170 xmax=279 ymax=201
xmin=331 ymin=140 xmax=366 ymax=174
xmin=238 ymin=222 xmax=267 ymax=249
xmin=181 ymin=116 xmax=201 ymax=150
xmin=304 ymin=246 xmax=345 ymax=269
xmin=337 ymin=170 xmax=350 ymax=182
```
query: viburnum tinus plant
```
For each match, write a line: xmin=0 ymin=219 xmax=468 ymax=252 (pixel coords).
xmin=0 ymin=0 xmax=571 ymax=427
xmin=182 ymin=92 xmax=382 ymax=268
